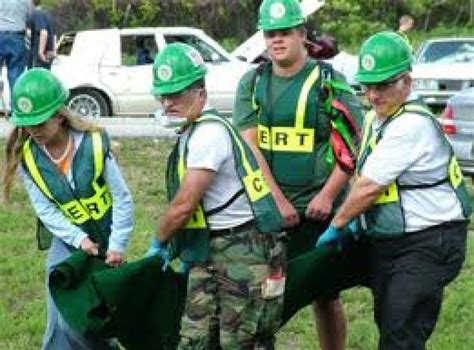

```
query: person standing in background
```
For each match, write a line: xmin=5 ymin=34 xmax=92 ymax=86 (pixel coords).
xmin=397 ymin=14 xmax=415 ymax=49
xmin=0 ymin=0 xmax=32 ymax=101
xmin=30 ymin=0 xmax=56 ymax=69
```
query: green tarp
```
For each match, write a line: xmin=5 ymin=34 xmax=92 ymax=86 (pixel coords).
xmin=50 ymin=244 xmax=351 ymax=349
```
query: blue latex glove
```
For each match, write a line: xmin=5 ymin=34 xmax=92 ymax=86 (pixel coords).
xmin=347 ymin=218 xmax=362 ymax=240
xmin=315 ymin=225 xmax=343 ymax=248
xmin=146 ymin=238 xmax=171 ymax=271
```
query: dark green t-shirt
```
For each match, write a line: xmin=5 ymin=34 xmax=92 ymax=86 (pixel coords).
xmin=233 ymin=65 xmax=307 ymax=131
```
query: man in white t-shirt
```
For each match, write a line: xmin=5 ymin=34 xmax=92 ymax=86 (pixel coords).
xmin=149 ymin=43 xmax=286 ymax=349
xmin=316 ymin=32 xmax=471 ymax=350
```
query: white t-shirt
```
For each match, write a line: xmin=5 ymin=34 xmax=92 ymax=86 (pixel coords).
xmin=182 ymin=120 xmax=254 ymax=230
xmin=361 ymin=110 xmax=464 ymax=232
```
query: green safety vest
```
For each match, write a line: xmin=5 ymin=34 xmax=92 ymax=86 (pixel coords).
xmin=254 ymin=60 xmax=332 ymax=189
xmin=357 ymin=102 xmax=472 ymax=236
xmin=166 ymin=110 xmax=283 ymax=263
xmin=22 ymin=130 xmax=113 ymax=250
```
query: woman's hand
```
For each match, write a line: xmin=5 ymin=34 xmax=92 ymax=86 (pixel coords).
xmin=80 ymin=237 xmax=99 ymax=256
xmin=105 ymin=251 xmax=125 ymax=267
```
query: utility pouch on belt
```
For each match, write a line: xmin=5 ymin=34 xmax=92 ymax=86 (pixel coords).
xmin=36 ymin=219 xmax=53 ymax=250
xmin=262 ymin=232 xmax=288 ymax=299
xmin=262 ymin=274 xmax=286 ymax=299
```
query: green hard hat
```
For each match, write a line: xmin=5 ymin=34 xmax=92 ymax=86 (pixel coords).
xmin=356 ymin=31 xmax=413 ymax=84
xmin=11 ymin=68 xmax=69 ymax=127
xmin=151 ymin=43 xmax=207 ymax=96
xmin=258 ymin=0 xmax=305 ymax=31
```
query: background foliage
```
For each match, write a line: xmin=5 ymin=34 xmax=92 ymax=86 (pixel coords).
xmin=41 ymin=0 xmax=474 ymax=52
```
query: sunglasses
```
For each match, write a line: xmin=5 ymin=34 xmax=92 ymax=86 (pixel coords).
xmin=361 ymin=74 xmax=407 ymax=93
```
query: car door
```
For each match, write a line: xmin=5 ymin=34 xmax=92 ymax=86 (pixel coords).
xmin=97 ymin=29 xmax=131 ymax=115
xmin=99 ymin=30 xmax=164 ymax=116
xmin=117 ymin=32 xmax=164 ymax=116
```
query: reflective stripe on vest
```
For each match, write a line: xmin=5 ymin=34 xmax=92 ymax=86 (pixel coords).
xmin=177 ymin=134 xmax=207 ymax=230
xmin=177 ymin=115 xmax=272 ymax=230
xmin=359 ymin=103 xmax=466 ymax=204
xmin=257 ymin=65 xmax=320 ymax=152
xmin=199 ymin=114 xmax=271 ymax=202
xmin=23 ymin=132 xmax=112 ymax=225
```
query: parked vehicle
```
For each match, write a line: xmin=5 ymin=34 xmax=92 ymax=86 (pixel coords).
xmin=412 ymin=37 xmax=474 ymax=111
xmin=52 ymin=27 xmax=252 ymax=118
xmin=50 ymin=0 xmax=324 ymax=119
xmin=440 ymin=87 xmax=474 ymax=176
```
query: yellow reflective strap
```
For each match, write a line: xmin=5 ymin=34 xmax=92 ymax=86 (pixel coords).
xmin=197 ymin=115 xmax=272 ymax=203
xmin=176 ymin=125 xmax=206 ymax=228
xmin=251 ymin=72 xmax=259 ymax=111
xmin=91 ymin=131 xmax=103 ymax=180
xmin=59 ymin=200 xmax=90 ymax=224
xmin=358 ymin=110 xmax=377 ymax=163
xmin=80 ymin=185 xmax=112 ymax=220
xmin=257 ymin=124 xmax=271 ymax=150
xmin=23 ymin=139 xmax=54 ymax=201
xmin=449 ymin=156 xmax=463 ymax=189
xmin=243 ymin=168 xmax=271 ymax=202
xmin=295 ymin=65 xmax=320 ymax=129
xmin=403 ymin=104 xmax=433 ymax=117
xmin=184 ymin=205 xmax=207 ymax=228
xmin=375 ymin=183 xmax=399 ymax=204
xmin=199 ymin=115 xmax=254 ymax=175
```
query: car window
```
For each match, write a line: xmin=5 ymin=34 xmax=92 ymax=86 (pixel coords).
xmin=419 ymin=40 xmax=474 ymax=64
xmin=164 ymin=34 xmax=227 ymax=63
xmin=121 ymin=35 xmax=158 ymax=66
xmin=56 ymin=33 xmax=76 ymax=56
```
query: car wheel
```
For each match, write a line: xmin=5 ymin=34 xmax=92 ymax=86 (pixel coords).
xmin=68 ymin=89 xmax=111 ymax=119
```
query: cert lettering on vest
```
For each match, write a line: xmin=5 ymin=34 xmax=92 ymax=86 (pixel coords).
xmin=258 ymin=125 xmax=314 ymax=152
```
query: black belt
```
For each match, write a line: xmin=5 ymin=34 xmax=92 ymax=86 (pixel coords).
xmin=210 ymin=220 xmax=255 ymax=238
xmin=0 ymin=30 xmax=25 ymax=35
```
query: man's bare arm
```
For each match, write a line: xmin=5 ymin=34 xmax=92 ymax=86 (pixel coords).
xmin=157 ymin=168 xmax=215 ymax=242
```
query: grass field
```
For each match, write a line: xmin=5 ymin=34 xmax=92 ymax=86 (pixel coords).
xmin=0 ymin=138 xmax=472 ymax=350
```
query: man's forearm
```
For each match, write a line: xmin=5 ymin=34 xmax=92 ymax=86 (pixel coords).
xmin=39 ymin=30 xmax=47 ymax=56
xmin=331 ymin=176 xmax=385 ymax=228
xmin=158 ymin=201 xmax=195 ymax=242
xmin=318 ymin=164 xmax=351 ymax=202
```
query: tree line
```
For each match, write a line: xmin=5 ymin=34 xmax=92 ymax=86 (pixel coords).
xmin=43 ymin=0 xmax=474 ymax=51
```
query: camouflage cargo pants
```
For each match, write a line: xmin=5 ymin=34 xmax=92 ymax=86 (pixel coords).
xmin=177 ymin=225 xmax=287 ymax=350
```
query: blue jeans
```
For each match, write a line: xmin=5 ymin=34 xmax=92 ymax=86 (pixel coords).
xmin=43 ymin=237 xmax=119 ymax=350
xmin=0 ymin=32 xmax=27 ymax=98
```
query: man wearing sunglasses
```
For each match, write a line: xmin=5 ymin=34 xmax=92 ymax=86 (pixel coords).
xmin=317 ymin=31 xmax=471 ymax=349
xmin=233 ymin=0 xmax=364 ymax=349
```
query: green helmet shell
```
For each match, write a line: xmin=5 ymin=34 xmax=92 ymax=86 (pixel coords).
xmin=151 ymin=43 xmax=207 ymax=96
xmin=11 ymin=68 xmax=69 ymax=127
xmin=258 ymin=0 xmax=305 ymax=31
xmin=356 ymin=31 xmax=413 ymax=84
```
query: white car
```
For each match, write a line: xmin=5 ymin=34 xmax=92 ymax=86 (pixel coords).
xmin=52 ymin=27 xmax=252 ymax=118
xmin=50 ymin=0 xmax=323 ymax=119
xmin=2 ymin=1 xmax=325 ymax=119
xmin=412 ymin=37 xmax=474 ymax=110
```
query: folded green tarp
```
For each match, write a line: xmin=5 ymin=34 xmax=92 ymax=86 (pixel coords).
xmin=50 ymin=243 xmax=365 ymax=349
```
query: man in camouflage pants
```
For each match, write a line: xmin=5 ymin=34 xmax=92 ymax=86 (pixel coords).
xmin=149 ymin=43 xmax=287 ymax=349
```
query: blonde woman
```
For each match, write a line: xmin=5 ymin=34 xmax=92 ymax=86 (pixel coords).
xmin=3 ymin=68 xmax=133 ymax=350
